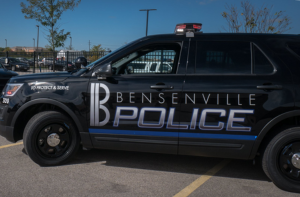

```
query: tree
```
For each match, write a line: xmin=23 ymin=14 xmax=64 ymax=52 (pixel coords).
xmin=20 ymin=0 xmax=81 ymax=51
xmin=89 ymin=44 xmax=108 ymax=62
xmin=45 ymin=44 xmax=55 ymax=52
xmin=91 ymin=44 xmax=106 ymax=52
xmin=65 ymin=45 xmax=75 ymax=50
xmin=221 ymin=0 xmax=291 ymax=34
xmin=3 ymin=47 xmax=12 ymax=52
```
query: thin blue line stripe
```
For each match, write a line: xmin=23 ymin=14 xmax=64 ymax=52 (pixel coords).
xmin=89 ymin=129 xmax=257 ymax=141
xmin=89 ymin=129 xmax=178 ymax=137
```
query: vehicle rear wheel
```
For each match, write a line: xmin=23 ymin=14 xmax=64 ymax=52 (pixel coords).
xmin=23 ymin=111 xmax=80 ymax=166
xmin=262 ymin=127 xmax=300 ymax=193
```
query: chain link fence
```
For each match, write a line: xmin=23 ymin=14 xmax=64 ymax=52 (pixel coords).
xmin=0 ymin=51 xmax=110 ymax=75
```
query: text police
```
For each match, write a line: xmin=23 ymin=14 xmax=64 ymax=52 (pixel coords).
xmin=90 ymin=83 xmax=255 ymax=132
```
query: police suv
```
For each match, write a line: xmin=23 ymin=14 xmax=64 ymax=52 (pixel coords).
xmin=1 ymin=23 xmax=300 ymax=192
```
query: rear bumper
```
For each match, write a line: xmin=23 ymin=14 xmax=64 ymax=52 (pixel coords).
xmin=0 ymin=124 xmax=15 ymax=142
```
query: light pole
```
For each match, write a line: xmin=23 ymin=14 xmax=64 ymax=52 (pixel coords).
xmin=33 ymin=38 xmax=35 ymax=48
xmin=139 ymin=9 xmax=157 ymax=36
xmin=69 ymin=36 xmax=72 ymax=50
xmin=36 ymin=25 xmax=39 ymax=52
xmin=5 ymin=39 xmax=7 ymax=48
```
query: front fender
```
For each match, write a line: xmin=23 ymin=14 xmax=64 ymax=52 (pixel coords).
xmin=12 ymin=98 xmax=85 ymax=132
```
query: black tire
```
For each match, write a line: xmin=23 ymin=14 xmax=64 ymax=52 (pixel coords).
xmin=23 ymin=111 xmax=80 ymax=166
xmin=48 ymin=65 xmax=52 ymax=70
xmin=262 ymin=127 xmax=300 ymax=193
xmin=12 ymin=65 xmax=15 ymax=71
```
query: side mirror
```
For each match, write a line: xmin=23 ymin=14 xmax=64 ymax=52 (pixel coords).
xmin=5 ymin=58 xmax=8 ymax=64
xmin=127 ymin=66 xmax=134 ymax=74
xmin=92 ymin=62 xmax=112 ymax=80
xmin=75 ymin=57 xmax=87 ymax=69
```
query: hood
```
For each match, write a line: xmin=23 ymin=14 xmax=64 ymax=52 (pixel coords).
xmin=8 ymin=71 xmax=71 ymax=83
xmin=0 ymin=69 xmax=18 ymax=77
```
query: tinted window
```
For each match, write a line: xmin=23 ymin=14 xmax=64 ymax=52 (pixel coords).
xmin=111 ymin=44 xmax=180 ymax=75
xmin=196 ymin=41 xmax=251 ymax=74
xmin=253 ymin=45 xmax=274 ymax=74
xmin=288 ymin=43 xmax=300 ymax=57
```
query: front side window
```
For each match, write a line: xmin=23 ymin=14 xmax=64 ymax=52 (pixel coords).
xmin=195 ymin=41 xmax=251 ymax=74
xmin=111 ymin=44 xmax=180 ymax=75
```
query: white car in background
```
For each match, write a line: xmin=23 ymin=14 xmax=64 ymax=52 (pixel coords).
xmin=127 ymin=61 xmax=173 ymax=74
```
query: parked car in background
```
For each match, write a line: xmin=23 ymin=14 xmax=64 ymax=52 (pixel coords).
xmin=0 ymin=62 xmax=18 ymax=91
xmin=48 ymin=60 xmax=76 ymax=71
xmin=0 ymin=57 xmax=30 ymax=71
xmin=15 ymin=57 xmax=34 ymax=67
xmin=41 ymin=58 xmax=54 ymax=67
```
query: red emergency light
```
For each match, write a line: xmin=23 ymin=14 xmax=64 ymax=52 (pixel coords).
xmin=174 ymin=23 xmax=202 ymax=35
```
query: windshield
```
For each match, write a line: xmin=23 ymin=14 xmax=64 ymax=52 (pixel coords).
xmin=86 ymin=40 xmax=137 ymax=69
xmin=10 ymin=58 xmax=20 ymax=62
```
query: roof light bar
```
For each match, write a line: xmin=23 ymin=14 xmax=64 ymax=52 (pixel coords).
xmin=174 ymin=23 xmax=203 ymax=35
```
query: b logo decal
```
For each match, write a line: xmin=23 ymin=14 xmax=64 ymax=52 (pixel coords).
xmin=90 ymin=83 xmax=110 ymax=126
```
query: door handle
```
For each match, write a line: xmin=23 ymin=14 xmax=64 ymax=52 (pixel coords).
xmin=257 ymin=85 xmax=282 ymax=90
xmin=150 ymin=85 xmax=173 ymax=89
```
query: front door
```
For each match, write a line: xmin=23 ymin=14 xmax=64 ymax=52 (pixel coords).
xmin=88 ymin=41 xmax=188 ymax=154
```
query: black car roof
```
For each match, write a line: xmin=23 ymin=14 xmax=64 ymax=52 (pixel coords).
xmin=143 ymin=33 xmax=300 ymax=41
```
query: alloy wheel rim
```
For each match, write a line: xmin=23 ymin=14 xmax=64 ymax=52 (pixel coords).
xmin=36 ymin=124 xmax=71 ymax=158
xmin=278 ymin=141 xmax=300 ymax=181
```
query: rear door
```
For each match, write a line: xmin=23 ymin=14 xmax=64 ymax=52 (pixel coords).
xmin=178 ymin=37 xmax=294 ymax=159
xmin=88 ymin=39 xmax=189 ymax=154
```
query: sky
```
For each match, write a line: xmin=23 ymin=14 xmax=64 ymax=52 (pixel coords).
xmin=0 ymin=0 xmax=299 ymax=51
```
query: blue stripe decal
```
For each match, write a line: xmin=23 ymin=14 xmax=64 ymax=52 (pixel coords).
xmin=89 ymin=129 xmax=257 ymax=141
xmin=89 ymin=129 xmax=178 ymax=137
xmin=179 ymin=133 xmax=257 ymax=140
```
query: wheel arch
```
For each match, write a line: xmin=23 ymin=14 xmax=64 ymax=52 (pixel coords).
xmin=12 ymin=98 xmax=85 ymax=141
xmin=249 ymin=110 xmax=300 ymax=159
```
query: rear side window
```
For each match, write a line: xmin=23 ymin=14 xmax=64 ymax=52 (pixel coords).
xmin=288 ymin=43 xmax=300 ymax=58
xmin=253 ymin=45 xmax=274 ymax=74
xmin=196 ymin=41 xmax=251 ymax=74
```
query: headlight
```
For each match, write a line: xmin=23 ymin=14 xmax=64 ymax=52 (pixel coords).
xmin=3 ymin=83 xmax=23 ymax=97
xmin=16 ymin=65 xmax=19 ymax=68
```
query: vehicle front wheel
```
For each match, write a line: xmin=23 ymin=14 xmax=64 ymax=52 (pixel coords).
xmin=12 ymin=65 xmax=15 ymax=71
xmin=23 ymin=111 xmax=80 ymax=166
xmin=262 ymin=127 xmax=300 ymax=193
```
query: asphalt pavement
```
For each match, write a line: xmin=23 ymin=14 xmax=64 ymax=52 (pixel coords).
xmin=0 ymin=136 xmax=299 ymax=197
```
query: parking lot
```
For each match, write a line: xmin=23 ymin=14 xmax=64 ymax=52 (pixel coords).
xmin=0 ymin=136 xmax=298 ymax=197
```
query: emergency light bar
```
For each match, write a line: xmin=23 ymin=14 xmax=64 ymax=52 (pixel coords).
xmin=174 ymin=23 xmax=202 ymax=35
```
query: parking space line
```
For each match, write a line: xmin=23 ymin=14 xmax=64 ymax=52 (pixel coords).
xmin=173 ymin=159 xmax=231 ymax=197
xmin=0 ymin=142 xmax=23 ymax=149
